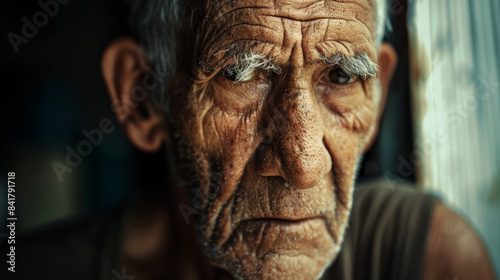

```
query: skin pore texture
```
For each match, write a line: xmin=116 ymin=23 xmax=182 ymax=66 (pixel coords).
xmin=167 ymin=0 xmax=380 ymax=278
xmin=101 ymin=0 xmax=496 ymax=279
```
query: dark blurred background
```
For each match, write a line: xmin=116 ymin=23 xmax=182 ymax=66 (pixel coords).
xmin=4 ymin=0 xmax=500 ymax=277
xmin=0 ymin=0 xmax=412 ymax=234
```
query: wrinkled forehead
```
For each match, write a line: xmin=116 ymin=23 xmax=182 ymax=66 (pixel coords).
xmin=195 ymin=0 xmax=377 ymax=70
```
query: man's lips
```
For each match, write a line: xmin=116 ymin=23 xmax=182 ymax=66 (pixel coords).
xmin=228 ymin=217 xmax=329 ymax=259
xmin=215 ymin=212 xmax=328 ymax=248
xmin=242 ymin=216 xmax=323 ymax=224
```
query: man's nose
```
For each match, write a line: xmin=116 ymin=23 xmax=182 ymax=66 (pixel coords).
xmin=256 ymin=81 xmax=331 ymax=190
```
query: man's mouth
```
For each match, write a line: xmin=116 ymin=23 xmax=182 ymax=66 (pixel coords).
xmin=244 ymin=216 xmax=323 ymax=225
xmin=220 ymin=217 xmax=329 ymax=259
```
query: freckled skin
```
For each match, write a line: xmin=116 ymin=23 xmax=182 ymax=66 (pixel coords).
xmin=169 ymin=0 xmax=378 ymax=279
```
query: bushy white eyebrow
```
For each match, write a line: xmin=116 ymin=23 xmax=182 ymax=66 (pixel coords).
xmin=321 ymin=52 xmax=380 ymax=80
xmin=224 ymin=52 xmax=281 ymax=82
xmin=223 ymin=52 xmax=378 ymax=82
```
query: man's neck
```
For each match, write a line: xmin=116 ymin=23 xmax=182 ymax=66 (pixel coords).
xmin=121 ymin=187 xmax=235 ymax=279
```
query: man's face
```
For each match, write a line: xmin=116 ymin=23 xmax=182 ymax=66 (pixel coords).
xmin=170 ymin=0 xmax=379 ymax=278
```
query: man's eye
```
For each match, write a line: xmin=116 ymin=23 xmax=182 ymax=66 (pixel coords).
xmin=327 ymin=68 xmax=355 ymax=85
xmin=222 ymin=68 xmax=256 ymax=82
xmin=223 ymin=68 xmax=238 ymax=81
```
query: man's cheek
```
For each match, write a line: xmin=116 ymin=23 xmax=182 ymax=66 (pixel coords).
xmin=201 ymin=106 xmax=260 ymax=156
xmin=318 ymin=90 xmax=377 ymax=134
xmin=196 ymin=106 xmax=263 ymax=203
xmin=322 ymin=107 xmax=370 ymax=188
xmin=338 ymin=101 xmax=377 ymax=134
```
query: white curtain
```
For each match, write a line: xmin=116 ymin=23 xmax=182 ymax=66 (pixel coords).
xmin=408 ymin=0 xmax=500 ymax=274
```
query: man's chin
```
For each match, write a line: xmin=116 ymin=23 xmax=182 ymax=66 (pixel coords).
xmin=257 ymin=252 xmax=334 ymax=280
xmin=210 ymin=218 xmax=338 ymax=280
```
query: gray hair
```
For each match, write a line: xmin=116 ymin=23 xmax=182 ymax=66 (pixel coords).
xmin=127 ymin=0 xmax=390 ymax=105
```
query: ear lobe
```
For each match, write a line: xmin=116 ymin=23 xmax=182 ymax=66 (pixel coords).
xmin=363 ymin=42 xmax=398 ymax=153
xmin=102 ymin=37 xmax=167 ymax=152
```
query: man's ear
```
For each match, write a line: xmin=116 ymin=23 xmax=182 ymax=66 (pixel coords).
xmin=102 ymin=37 xmax=167 ymax=152
xmin=364 ymin=42 xmax=398 ymax=152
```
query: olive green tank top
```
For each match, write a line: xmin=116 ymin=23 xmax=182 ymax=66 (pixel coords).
xmin=323 ymin=180 xmax=438 ymax=280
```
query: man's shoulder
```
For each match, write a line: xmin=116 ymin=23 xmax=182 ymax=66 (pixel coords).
xmin=422 ymin=203 xmax=496 ymax=279
xmin=14 ymin=205 xmax=127 ymax=280
xmin=343 ymin=179 xmax=496 ymax=280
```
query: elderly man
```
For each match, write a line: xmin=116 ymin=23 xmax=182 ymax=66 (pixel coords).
xmin=18 ymin=0 xmax=494 ymax=279
xmin=97 ymin=0 xmax=497 ymax=279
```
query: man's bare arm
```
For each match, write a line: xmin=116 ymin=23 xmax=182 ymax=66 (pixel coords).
xmin=423 ymin=203 xmax=496 ymax=280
